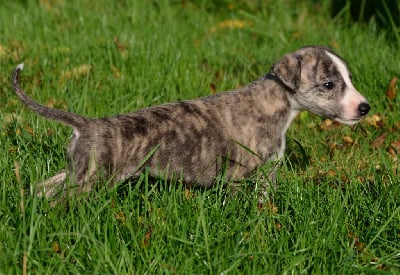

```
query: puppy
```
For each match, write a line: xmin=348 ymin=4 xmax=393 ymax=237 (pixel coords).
xmin=11 ymin=46 xmax=370 ymax=200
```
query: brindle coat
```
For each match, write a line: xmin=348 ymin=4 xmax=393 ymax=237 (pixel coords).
xmin=11 ymin=46 xmax=370 ymax=200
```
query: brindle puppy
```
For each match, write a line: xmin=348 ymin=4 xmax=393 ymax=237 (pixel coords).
xmin=11 ymin=46 xmax=370 ymax=201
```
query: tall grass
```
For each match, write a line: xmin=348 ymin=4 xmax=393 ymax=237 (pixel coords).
xmin=0 ymin=0 xmax=399 ymax=273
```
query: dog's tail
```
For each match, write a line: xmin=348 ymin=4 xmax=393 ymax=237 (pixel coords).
xmin=11 ymin=64 xmax=88 ymax=129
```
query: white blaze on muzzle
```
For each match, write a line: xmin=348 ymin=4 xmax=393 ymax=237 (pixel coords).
xmin=326 ymin=51 xmax=369 ymax=125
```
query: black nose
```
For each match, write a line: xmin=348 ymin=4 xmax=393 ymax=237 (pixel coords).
xmin=358 ymin=102 xmax=370 ymax=116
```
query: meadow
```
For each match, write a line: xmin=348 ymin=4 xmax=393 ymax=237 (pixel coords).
xmin=0 ymin=0 xmax=399 ymax=273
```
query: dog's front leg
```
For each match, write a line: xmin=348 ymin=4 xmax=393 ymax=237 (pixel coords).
xmin=257 ymin=160 xmax=281 ymax=207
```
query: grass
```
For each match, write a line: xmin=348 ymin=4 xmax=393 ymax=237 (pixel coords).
xmin=0 ymin=0 xmax=399 ymax=273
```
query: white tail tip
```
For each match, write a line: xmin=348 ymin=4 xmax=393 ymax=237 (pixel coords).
xmin=16 ymin=63 xmax=24 ymax=70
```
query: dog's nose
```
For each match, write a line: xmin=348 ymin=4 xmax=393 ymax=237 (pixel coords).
xmin=358 ymin=102 xmax=370 ymax=116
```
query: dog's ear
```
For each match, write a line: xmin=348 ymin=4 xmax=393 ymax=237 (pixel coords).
xmin=270 ymin=54 xmax=302 ymax=92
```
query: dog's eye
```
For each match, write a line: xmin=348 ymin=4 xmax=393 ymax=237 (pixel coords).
xmin=322 ymin=82 xmax=335 ymax=90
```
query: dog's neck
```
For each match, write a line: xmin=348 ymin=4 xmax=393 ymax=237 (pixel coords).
xmin=264 ymin=74 xmax=300 ymax=120
xmin=257 ymin=75 xmax=301 ymax=160
xmin=222 ymin=76 xmax=300 ymax=159
xmin=231 ymin=76 xmax=300 ymax=162
xmin=264 ymin=72 xmax=297 ymax=94
xmin=262 ymin=72 xmax=302 ymax=114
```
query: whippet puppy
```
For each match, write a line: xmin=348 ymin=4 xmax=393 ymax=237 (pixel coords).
xmin=11 ymin=46 xmax=370 ymax=201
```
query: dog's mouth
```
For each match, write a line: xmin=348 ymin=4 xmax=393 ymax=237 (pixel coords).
xmin=334 ymin=117 xmax=363 ymax=125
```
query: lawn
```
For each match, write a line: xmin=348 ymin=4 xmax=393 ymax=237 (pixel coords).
xmin=0 ymin=0 xmax=399 ymax=273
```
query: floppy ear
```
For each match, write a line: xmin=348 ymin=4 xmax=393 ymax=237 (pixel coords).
xmin=270 ymin=54 xmax=302 ymax=92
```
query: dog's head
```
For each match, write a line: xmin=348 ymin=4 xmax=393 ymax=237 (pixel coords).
xmin=270 ymin=46 xmax=370 ymax=125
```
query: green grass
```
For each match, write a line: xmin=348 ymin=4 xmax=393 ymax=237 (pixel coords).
xmin=1 ymin=0 xmax=400 ymax=273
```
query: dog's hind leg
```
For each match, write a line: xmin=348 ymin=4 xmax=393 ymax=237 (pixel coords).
xmin=36 ymin=170 xmax=66 ymax=198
